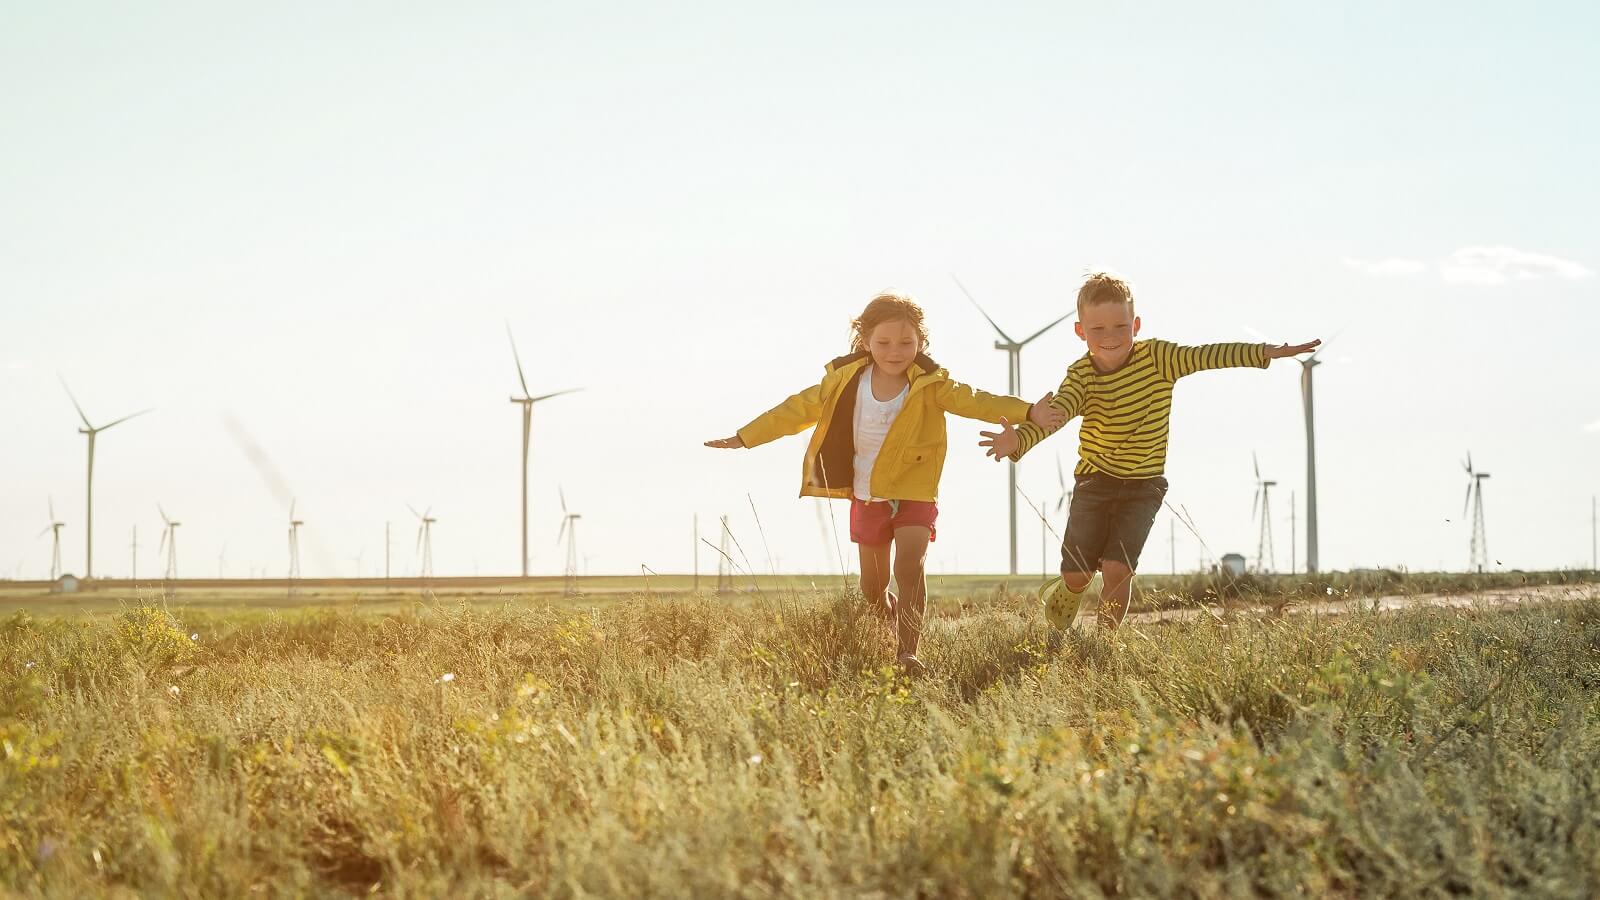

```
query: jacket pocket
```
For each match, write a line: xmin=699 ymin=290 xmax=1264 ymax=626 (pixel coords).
xmin=902 ymin=444 xmax=937 ymax=465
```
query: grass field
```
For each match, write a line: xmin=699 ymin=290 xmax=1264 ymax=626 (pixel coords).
xmin=3 ymin=578 xmax=1599 ymax=897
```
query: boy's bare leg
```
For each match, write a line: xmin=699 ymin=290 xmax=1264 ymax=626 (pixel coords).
xmin=858 ymin=542 xmax=893 ymax=620
xmin=1060 ymin=571 xmax=1094 ymax=593
xmin=1097 ymin=560 xmax=1134 ymax=629
xmin=890 ymin=526 xmax=932 ymax=660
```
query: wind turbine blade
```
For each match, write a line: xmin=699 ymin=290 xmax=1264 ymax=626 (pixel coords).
xmin=289 ymin=499 xmax=296 ymax=521
xmin=557 ymin=517 xmax=568 ymax=545
xmin=506 ymin=323 xmax=532 ymax=398
xmin=407 ymin=504 xmax=423 ymax=520
xmin=1018 ymin=310 xmax=1076 ymax=346
xmin=159 ymin=504 xmax=170 ymax=525
xmin=1463 ymin=483 xmax=1471 ymax=518
xmin=99 ymin=408 xmax=152 ymax=431
xmin=37 ymin=525 xmax=51 ymax=539
xmin=158 ymin=528 xmax=167 ymax=555
xmin=58 ymin=376 xmax=93 ymax=428
xmin=949 ymin=274 xmax=1016 ymax=343
xmin=416 ymin=526 xmax=424 ymax=553
xmin=559 ymin=487 xmax=568 ymax=515
xmin=48 ymin=496 xmax=55 ymax=523
xmin=530 ymin=388 xmax=583 ymax=403
xmin=1253 ymin=451 xmax=1260 ymax=481
xmin=1252 ymin=487 xmax=1261 ymax=522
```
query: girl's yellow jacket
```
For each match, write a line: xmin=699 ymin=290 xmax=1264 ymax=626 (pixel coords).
xmin=736 ymin=352 xmax=1031 ymax=502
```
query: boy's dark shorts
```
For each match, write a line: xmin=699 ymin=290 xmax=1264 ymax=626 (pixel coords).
xmin=1060 ymin=472 xmax=1167 ymax=573
xmin=849 ymin=498 xmax=938 ymax=545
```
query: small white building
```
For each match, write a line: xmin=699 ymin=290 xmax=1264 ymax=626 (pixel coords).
xmin=52 ymin=574 xmax=80 ymax=594
xmin=1219 ymin=554 xmax=1247 ymax=577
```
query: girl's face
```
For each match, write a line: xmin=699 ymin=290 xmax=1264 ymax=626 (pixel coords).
xmin=866 ymin=318 xmax=921 ymax=375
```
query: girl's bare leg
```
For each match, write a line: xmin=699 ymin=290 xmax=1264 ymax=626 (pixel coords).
xmin=858 ymin=541 xmax=893 ymax=621
xmin=891 ymin=525 xmax=932 ymax=659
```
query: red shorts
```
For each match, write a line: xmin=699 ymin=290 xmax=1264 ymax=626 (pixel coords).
xmin=849 ymin=498 xmax=938 ymax=545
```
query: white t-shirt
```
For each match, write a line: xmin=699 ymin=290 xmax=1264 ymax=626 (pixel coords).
xmin=852 ymin=372 xmax=909 ymax=501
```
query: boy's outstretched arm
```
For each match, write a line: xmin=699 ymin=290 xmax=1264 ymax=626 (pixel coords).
xmin=1153 ymin=338 xmax=1321 ymax=379
xmin=1266 ymin=339 xmax=1321 ymax=359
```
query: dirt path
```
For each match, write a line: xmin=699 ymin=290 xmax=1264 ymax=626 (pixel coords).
xmin=1119 ymin=581 xmax=1599 ymax=627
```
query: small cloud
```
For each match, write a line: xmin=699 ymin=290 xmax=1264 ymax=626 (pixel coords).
xmin=1439 ymin=246 xmax=1592 ymax=285
xmin=1342 ymin=257 xmax=1427 ymax=277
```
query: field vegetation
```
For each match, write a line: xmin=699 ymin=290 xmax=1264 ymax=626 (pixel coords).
xmin=3 ymin=581 xmax=1598 ymax=897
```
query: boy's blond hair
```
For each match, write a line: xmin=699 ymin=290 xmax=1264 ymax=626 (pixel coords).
xmin=1076 ymin=272 xmax=1135 ymax=318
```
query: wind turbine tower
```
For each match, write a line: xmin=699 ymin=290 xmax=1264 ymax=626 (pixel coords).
xmin=1251 ymin=453 xmax=1277 ymax=573
xmin=157 ymin=506 xmax=180 ymax=580
xmin=557 ymin=488 xmax=581 ymax=596
xmin=952 ymin=276 xmax=1076 ymax=574
xmin=1295 ymin=351 xmax=1324 ymax=573
xmin=40 ymin=499 xmax=65 ymax=581
xmin=1463 ymin=455 xmax=1491 ymax=572
xmin=61 ymin=379 xmax=150 ymax=579
xmin=410 ymin=505 xmax=436 ymax=579
xmin=506 ymin=325 xmax=581 ymax=578
xmin=716 ymin=515 xmax=733 ymax=594
xmin=287 ymin=500 xmax=304 ymax=579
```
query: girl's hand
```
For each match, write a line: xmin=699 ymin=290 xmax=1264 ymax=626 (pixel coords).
xmin=978 ymin=417 xmax=1020 ymax=461
xmin=1028 ymin=393 xmax=1066 ymax=430
xmin=1265 ymin=339 xmax=1321 ymax=360
xmin=704 ymin=435 xmax=746 ymax=449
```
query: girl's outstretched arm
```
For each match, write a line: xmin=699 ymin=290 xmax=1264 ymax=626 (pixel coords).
xmin=710 ymin=381 xmax=827 ymax=450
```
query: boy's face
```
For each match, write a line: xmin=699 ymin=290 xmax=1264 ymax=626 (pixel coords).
xmin=866 ymin=319 xmax=921 ymax=376
xmin=1074 ymin=302 xmax=1140 ymax=371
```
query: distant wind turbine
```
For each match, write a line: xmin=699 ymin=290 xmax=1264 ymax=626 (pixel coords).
xmin=61 ymin=378 xmax=150 ymax=579
xmin=157 ymin=505 xmax=180 ymax=580
xmin=410 ymin=504 xmax=436 ymax=579
xmin=39 ymin=498 xmax=65 ymax=581
xmin=951 ymin=275 xmax=1075 ymax=574
xmin=557 ymin=487 xmax=581 ymax=597
xmin=507 ymin=324 xmax=581 ymax=578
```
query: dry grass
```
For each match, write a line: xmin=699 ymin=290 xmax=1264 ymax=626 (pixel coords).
xmin=3 ymin=585 xmax=1598 ymax=897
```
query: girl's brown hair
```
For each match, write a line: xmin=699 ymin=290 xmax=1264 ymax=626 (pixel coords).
xmin=849 ymin=290 xmax=930 ymax=354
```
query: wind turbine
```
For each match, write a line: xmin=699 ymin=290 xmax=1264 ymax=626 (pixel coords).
xmin=1288 ymin=345 xmax=1320 ymax=573
xmin=1251 ymin=452 xmax=1277 ymax=573
xmin=410 ymin=504 xmax=436 ymax=579
xmin=1462 ymin=454 xmax=1490 ymax=572
xmin=557 ymin=488 xmax=581 ymax=596
xmin=61 ymin=378 xmax=150 ymax=579
xmin=39 ymin=498 xmax=65 ymax=581
xmin=952 ymin=275 xmax=1076 ymax=574
xmin=287 ymin=500 xmax=304 ymax=580
xmin=507 ymin=324 xmax=581 ymax=578
xmin=157 ymin=505 xmax=180 ymax=580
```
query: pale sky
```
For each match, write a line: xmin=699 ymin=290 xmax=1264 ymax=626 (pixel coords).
xmin=3 ymin=1 xmax=1597 ymax=581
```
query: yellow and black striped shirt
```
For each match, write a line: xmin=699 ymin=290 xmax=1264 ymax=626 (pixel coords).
xmin=1011 ymin=339 xmax=1267 ymax=478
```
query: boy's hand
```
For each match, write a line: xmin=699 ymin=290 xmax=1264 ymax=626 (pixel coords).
xmin=978 ymin=417 xmax=1020 ymax=461
xmin=704 ymin=435 xmax=746 ymax=449
xmin=1028 ymin=393 xmax=1066 ymax=430
xmin=1265 ymin=339 xmax=1321 ymax=360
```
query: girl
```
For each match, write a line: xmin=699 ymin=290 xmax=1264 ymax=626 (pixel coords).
xmin=705 ymin=291 xmax=1063 ymax=674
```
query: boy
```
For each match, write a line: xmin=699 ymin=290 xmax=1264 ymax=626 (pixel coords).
xmin=978 ymin=272 xmax=1319 ymax=630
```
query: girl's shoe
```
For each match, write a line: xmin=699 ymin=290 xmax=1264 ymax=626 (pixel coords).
xmin=896 ymin=653 xmax=930 ymax=677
